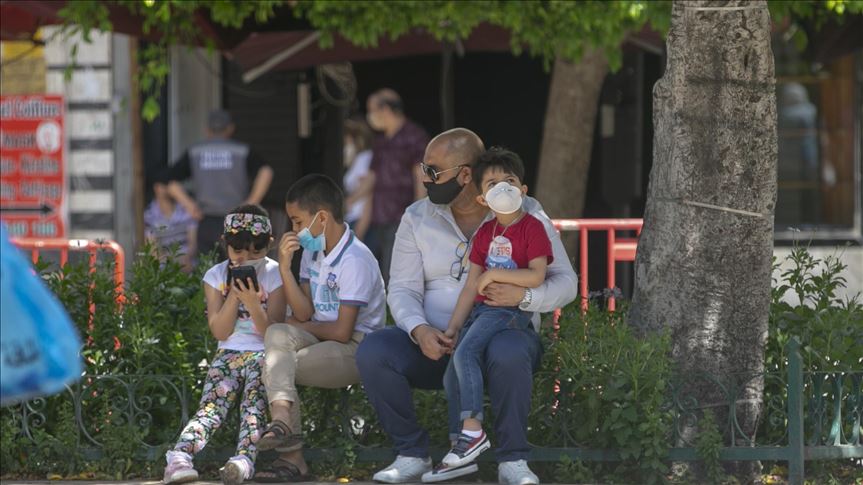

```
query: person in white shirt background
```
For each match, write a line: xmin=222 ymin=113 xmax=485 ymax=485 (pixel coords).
xmin=356 ymin=128 xmax=578 ymax=485
xmin=342 ymin=118 xmax=375 ymax=241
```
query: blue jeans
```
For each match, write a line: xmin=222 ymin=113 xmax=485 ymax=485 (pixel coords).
xmin=356 ymin=323 xmax=542 ymax=462
xmin=446 ymin=305 xmax=533 ymax=427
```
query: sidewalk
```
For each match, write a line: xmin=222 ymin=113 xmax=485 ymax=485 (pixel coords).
xmin=0 ymin=480 xmax=584 ymax=485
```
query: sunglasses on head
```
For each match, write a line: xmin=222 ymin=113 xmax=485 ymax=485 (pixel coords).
xmin=420 ymin=162 xmax=466 ymax=183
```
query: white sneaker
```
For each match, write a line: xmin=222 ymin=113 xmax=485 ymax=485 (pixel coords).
xmin=163 ymin=450 xmax=199 ymax=484
xmin=220 ymin=454 xmax=253 ymax=485
xmin=422 ymin=462 xmax=479 ymax=483
xmin=498 ymin=460 xmax=539 ymax=485
xmin=373 ymin=455 xmax=433 ymax=483
xmin=441 ymin=431 xmax=491 ymax=467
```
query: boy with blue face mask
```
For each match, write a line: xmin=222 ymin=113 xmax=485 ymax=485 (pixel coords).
xmin=427 ymin=148 xmax=554 ymax=479
xmin=254 ymin=174 xmax=385 ymax=483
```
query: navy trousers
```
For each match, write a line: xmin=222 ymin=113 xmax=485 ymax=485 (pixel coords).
xmin=356 ymin=325 xmax=542 ymax=462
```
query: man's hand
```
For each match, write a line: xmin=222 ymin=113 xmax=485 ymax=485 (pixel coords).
xmin=411 ymin=325 xmax=453 ymax=361
xmin=483 ymin=282 xmax=527 ymax=307
xmin=476 ymin=270 xmax=497 ymax=296
xmin=279 ymin=232 xmax=301 ymax=264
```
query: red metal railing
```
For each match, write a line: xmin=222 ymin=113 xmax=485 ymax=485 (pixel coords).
xmin=12 ymin=238 xmax=125 ymax=289
xmin=552 ymin=218 xmax=644 ymax=312
xmin=11 ymin=239 xmax=126 ymax=330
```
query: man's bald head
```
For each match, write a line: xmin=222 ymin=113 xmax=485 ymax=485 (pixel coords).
xmin=425 ymin=128 xmax=485 ymax=169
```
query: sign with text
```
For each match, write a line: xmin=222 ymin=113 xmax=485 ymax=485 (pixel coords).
xmin=0 ymin=95 xmax=66 ymax=238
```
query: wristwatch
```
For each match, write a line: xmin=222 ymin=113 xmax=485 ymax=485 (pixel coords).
xmin=518 ymin=288 xmax=533 ymax=310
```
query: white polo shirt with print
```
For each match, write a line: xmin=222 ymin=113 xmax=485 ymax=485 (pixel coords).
xmin=298 ymin=224 xmax=386 ymax=334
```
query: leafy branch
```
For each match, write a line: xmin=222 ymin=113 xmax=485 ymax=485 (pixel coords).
xmin=55 ymin=0 xmax=861 ymax=121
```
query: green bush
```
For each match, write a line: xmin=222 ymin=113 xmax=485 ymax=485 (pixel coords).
xmin=762 ymin=245 xmax=863 ymax=447
xmin=768 ymin=244 xmax=862 ymax=373
xmin=2 ymin=244 xmax=861 ymax=483
xmin=530 ymin=303 xmax=673 ymax=484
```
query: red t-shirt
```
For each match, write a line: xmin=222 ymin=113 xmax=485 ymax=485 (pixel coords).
xmin=469 ymin=213 xmax=554 ymax=303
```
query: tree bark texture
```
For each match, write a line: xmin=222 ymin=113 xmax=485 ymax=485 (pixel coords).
xmin=630 ymin=0 xmax=777 ymax=461
xmin=535 ymin=50 xmax=608 ymax=221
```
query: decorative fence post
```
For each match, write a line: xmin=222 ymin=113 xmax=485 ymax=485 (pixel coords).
xmin=786 ymin=337 xmax=805 ymax=485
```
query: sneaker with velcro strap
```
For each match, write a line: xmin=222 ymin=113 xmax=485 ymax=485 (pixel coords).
xmin=440 ymin=430 xmax=491 ymax=468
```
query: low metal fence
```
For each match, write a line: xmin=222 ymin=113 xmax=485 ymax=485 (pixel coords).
xmin=4 ymin=339 xmax=860 ymax=484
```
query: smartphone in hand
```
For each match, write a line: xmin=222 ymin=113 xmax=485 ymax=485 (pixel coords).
xmin=228 ymin=265 xmax=260 ymax=292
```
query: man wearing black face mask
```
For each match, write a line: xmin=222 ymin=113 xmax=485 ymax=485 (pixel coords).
xmin=356 ymin=128 xmax=578 ymax=485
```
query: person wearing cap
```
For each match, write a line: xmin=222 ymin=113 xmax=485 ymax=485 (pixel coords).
xmin=163 ymin=110 xmax=273 ymax=260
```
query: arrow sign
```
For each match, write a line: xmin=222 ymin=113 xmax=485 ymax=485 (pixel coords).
xmin=0 ymin=203 xmax=53 ymax=215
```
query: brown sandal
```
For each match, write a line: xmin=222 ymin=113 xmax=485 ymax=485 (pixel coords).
xmin=256 ymin=419 xmax=303 ymax=451
xmin=254 ymin=458 xmax=313 ymax=483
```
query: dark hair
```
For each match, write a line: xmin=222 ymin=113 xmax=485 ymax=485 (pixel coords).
xmin=344 ymin=118 xmax=374 ymax=152
xmin=370 ymin=89 xmax=404 ymax=115
xmin=285 ymin=174 xmax=345 ymax=222
xmin=472 ymin=147 xmax=526 ymax=190
xmin=379 ymin=97 xmax=404 ymax=114
xmin=223 ymin=204 xmax=271 ymax=252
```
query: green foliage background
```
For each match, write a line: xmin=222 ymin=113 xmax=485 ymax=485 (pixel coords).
xmin=54 ymin=0 xmax=863 ymax=120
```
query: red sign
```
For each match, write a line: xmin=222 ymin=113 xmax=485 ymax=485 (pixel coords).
xmin=0 ymin=95 xmax=65 ymax=238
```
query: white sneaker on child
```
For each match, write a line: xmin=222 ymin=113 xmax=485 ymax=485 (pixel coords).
xmin=163 ymin=450 xmax=198 ymax=484
xmin=220 ymin=454 xmax=253 ymax=485
xmin=441 ymin=430 xmax=490 ymax=468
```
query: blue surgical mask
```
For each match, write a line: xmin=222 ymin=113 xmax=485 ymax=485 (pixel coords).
xmin=297 ymin=212 xmax=326 ymax=252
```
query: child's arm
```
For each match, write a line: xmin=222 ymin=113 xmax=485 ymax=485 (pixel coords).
xmin=291 ymin=304 xmax=359 ymax=344
xmin=278 ymin=233 xmax=314 ymax=321
xmin=477 ymin=256 xmax=548 ymax=296
xmin=204 ymin=283 xmax=241 ymax=341
xmin=265 ymin=284 xmax=288 ymax=324
xmin=354 ymin=195 xmax=373 ymax=240
xmin=445 ymin=262 xmax=483 ymax=340
xmin=280 ymin=266 xmax=314 ymax=322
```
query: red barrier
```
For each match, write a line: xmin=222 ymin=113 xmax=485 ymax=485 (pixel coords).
xmin=12 ymin=238 xmax=125 ymax=288
xmin=552 ymin=219 xmax=644 ymax=312
xmin=11 ymin=239 xmax=126 ymax=330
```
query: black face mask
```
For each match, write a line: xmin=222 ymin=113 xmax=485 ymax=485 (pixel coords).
xmin=424 ymin=177 xmax=464 ymax=205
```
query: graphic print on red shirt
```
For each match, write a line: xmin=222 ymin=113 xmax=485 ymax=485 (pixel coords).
xmin=469 ymin=213 xmax=554 ymax=302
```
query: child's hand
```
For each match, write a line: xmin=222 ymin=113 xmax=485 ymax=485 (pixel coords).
xmin=234 ymin=278 xmax=263 ymax=308
xmin=477 ymin=270 xmax=496 ymax=296
xmin=278 ymin=232 xmax=301 ymax=263
xmin=444 ymin=328 xmax=458 ymax=351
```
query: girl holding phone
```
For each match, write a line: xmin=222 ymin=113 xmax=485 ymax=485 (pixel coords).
xmin=163 ymin=204 xmax=286 ymax=485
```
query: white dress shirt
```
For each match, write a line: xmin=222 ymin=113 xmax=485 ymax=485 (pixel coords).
xmin=387 ymin=196 xmax=578 ymax=339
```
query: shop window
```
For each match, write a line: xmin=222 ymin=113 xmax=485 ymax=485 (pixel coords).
xmin=773 ymin=37 xmax=861 ymax=241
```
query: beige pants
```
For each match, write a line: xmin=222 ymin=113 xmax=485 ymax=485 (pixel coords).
xmin=262 ymin=323 xmax=364 ymax=434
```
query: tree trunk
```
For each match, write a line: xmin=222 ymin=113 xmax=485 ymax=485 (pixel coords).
xmin=630 ymin=0 xmax=777 ymax=478
xmin=535 ymin=50 xmax=608 ymax=226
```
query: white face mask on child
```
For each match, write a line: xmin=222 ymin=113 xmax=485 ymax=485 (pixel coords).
xmin=233 ymin=257 xmax=268 ymax=275
xmin=484 ymin=182 xmax=523 ymax=215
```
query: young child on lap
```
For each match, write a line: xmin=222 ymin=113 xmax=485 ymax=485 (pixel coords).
xmin=440 ymin=148 xmax=553 ymax=470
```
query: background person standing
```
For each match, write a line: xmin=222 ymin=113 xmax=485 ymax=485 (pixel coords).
xmin=364 ymin=89 xmax=429 ymax=284
xmin=163 ymin=110 xmax=273 ymax=260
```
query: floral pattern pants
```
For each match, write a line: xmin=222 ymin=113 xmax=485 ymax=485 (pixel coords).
xmin=173 ymin=350 xmax=267 ymax=461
